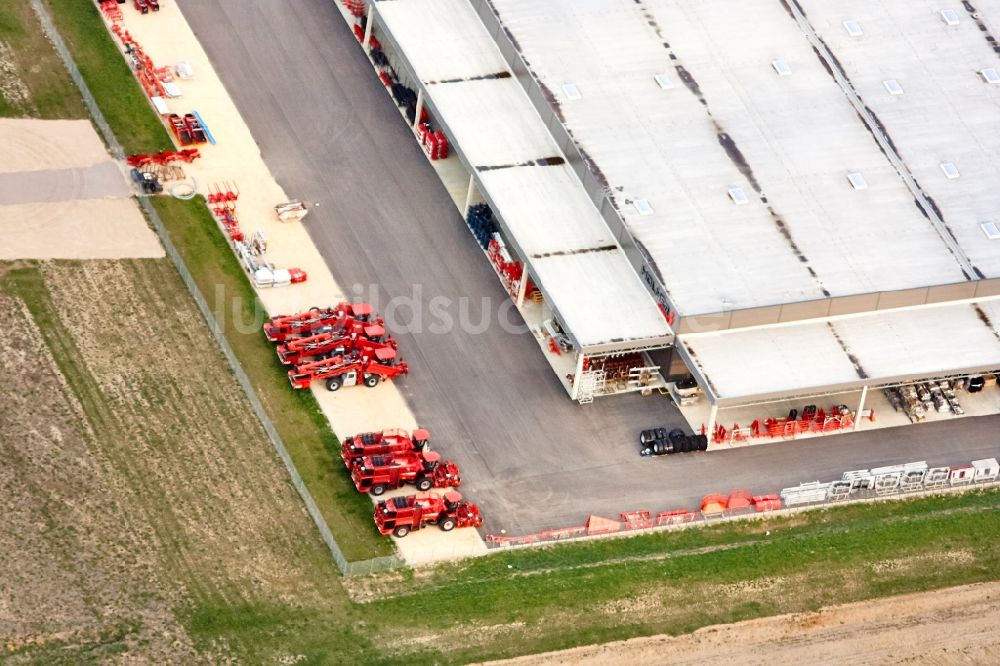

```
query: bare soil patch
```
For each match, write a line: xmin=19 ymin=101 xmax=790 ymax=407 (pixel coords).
xmin=0 ymin=118 xmax=108 ymax=172
xmin=0 ymin=291 xmax=195 ymax=663
xmin=0 ymin=199 xmax=163 ymax=259
xmin=0 ymin=260 xmax=348 ymax=662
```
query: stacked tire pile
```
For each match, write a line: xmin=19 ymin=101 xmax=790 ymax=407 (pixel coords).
xmin=639 ymin=427 xmax=708 ymax=456
xmin=466 ymin=203 xmax=497 ymax=249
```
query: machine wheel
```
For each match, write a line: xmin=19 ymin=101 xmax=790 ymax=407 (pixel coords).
xmin=325 ymin=376 xmax=342 ymax=392
xmin=364 ymin=374 xmax=381 ymax=388
xmin=393 ymin=526 xmax=410 ymax=538
xmin=415 ymin=477 xmax=433 ymax=491
xmin=439 ymin=517 xmax=457 ymax=532
xmin=371 ymin=484 xmax=387 ymax=496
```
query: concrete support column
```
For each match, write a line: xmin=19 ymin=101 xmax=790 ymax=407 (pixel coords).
xmin=516 ymin=266 xmax=529 ymax=308
xmin=570 ymin=351 xmax=585 ymax=401
xmin=854 ymin=385 xmax=869 ymax=431
xmin=412 ymin=89 xmax=424 ymax=130
xmin=363 ymin=4 xmax=375 ymax=51
xmin=706 ymin=401 xmax=719 ymax=443
xmin=463 ymin=173 xmax=476 ymax=215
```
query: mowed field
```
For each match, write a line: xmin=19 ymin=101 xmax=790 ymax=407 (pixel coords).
xmin=0 ymin=261 xmax=353 ymax=662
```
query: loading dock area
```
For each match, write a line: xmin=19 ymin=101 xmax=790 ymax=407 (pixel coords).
xmin=372 ymin=0 xmax=674 ymax=402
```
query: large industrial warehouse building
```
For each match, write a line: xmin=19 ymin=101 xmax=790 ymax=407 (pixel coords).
xmin=350 ymin=0 xmax=1000 ymax=445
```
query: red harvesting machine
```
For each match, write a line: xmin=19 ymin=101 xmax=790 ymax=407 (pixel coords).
xmin=263 ymin=303 xmax=375 ymax=342
xmin=374 ymin=491 xmax=482 ymax=538
xmin=287 ymin=346 xmax=408 ymax=391
xmin=341 ymin=428 xmax=430 ymax=469
xmin=351 ymin=449 xmax=460 ymax=496
xmin=275 ymin=322 xmax=394 ymax=365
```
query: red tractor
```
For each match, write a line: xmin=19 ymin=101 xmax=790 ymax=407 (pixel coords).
xmin=341 ymin=428 xmax=429 ymax=469
xmin=276 ymin=322 xmax=394 ymax=365
xmin=288 ymin=347 xmax=408 ymax=391
xmin=374 ymin=491 xmax=483 ymax=538
xmin=351 ymin=450 xmax=460 ymax=496
xmin=264 ymin=303 xmax=375 ymax=342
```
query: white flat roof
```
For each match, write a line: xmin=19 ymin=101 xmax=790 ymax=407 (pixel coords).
xmin=532 ymin=251 xmax=673 ymax=348
xmin=376 ymin=0 xmax=671 ymax=348
xmin=424 ymin=78 xmax=560 ymax=168
xmin=681 ymin=299 xmax=1000 ymax=402
xmin=376 ymin=0 xmax=506 ymax=82
xmin=798 ymin=0 xmax=1000 ymax=278
xmin=477 ymin=165 xmax=616 ymax=257
xmin=489 ymin=0 xmax=974 ymax=315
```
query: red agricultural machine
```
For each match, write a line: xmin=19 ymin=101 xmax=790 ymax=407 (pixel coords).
xmin=374 ymin=491 xmax=482 ymax=538
xmin=341 ymin=428 xmax=429 ymax=469
xmin=167 ymin=113 xmax=208 ymax=146
xmin=275 ymin=322 xmax=394 ymax=365
xmin=264 ymin=303 xmax=374 ymax=342
xmin=351 ymin=450 xmax=460 ymax=495
xmin=288 ymin=347 xmax=408 ymax=391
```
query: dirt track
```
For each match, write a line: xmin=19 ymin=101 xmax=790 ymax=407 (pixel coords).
xmin=489 ymin=581 xmax=1000 ymax=665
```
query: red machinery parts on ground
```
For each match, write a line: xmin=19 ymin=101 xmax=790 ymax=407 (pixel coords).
xmin=374 ymin=491 xmax=482 ymax=538
xmin=710 ymin=403 xmax=872 ymax=444
xmin=351 ymin=450 xmax=460 ymax=495
xmin=341 ymin=428 xmax=430 ymax=469
xmin=416 ymin=123 xmax=449 ymax=160
xmin=167 ymin=113 xmax=208 ymax=146
xmin=100 ymin=1 xmax=124 ymax=22
xmin=343 ymin=0 xmax=366 ymax=18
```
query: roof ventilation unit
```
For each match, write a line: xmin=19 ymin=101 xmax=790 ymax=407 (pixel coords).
xmin=654 ymin=73 xmax=674 ymax=89
xmin=883 ymin=79 xmax=904 ymax=95
xmin=728 ymin=187 xmax=750 ymax=205
xmin=561 ymin=83 xmax=582 ymax=100
xmin=632 ymin=199 xmax=654 ymax=216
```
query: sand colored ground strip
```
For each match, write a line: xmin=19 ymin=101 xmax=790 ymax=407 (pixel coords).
xmin=0 ymin=118 xmax=109 ymax=172
xmin=0 ymin=117 xmax=162 ymax=259
xmin=486 ymin=581 xmax=1000 ymax=665
xmin=0 ymin=161 xmax=130 ymax=205
xmin=0 ymin=199 xmax=162 ymax=260
xmin=109 ymin=3 xmax=485 ymax=563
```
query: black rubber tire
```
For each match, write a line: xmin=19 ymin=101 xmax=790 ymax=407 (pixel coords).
xmin=364 ymin=374 xmax=381 ymax=388
xmin=439 ymin=518 xmax=457 ymax=532
xmin=371 ymin=484 xmax=387 ymax=496
xmin=326 ymin=376 xmax=342 ymax=392
xmin=393 ymin=526 xmax=410 ymax=538
xmin=416 ymin=477 xmax=433 ymax=491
